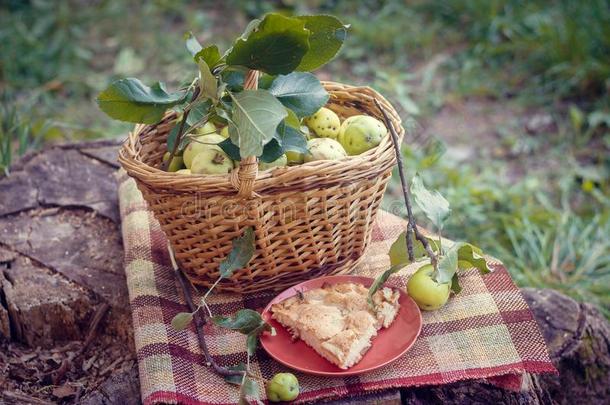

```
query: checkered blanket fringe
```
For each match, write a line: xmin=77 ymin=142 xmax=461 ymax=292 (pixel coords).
xmin=118 ymin=174 xmax=556 ymax=405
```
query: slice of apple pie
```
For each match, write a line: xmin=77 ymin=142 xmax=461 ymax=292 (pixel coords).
xmin=271 ymin=282 xmax=400 ymax=369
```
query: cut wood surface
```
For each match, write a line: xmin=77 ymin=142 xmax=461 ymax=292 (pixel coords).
xmin=0 ymin=141 xmax=608 ymax=404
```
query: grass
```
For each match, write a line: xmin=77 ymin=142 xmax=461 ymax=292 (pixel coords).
xmin=1 ymin=0 xmax=608 ymax=316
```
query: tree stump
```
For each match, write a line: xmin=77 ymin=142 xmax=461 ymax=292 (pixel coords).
xmin=1 ymin=142 xmax=608 ymax=404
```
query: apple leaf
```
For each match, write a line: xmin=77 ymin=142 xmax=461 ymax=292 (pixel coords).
xmin=97 ymin=79 xmax=187 ymax=124
xmin=219 ymin=227 xmax=255 ymax=278
xmin=223 ymin=363 xmax=247 ymax=385
xmin=451 ymin=273 xmax=462 ymax=294
xmin=388 ymin=231 xmax=442 ymax=266
xmin=367 ymin=264 xmax=404 ymax=308
xmin=436 ymin=244 xmax=459 ymax=284
xmin=246 ymin=323 xmax=275 ymax=356
xmin=296 ymin=15 xmax=349 ymax=71
xmin=184 ymin=31 xmax=202 ymax=57
xmin=195 ymin=45 xmax=222 ymax=69
xmin=212 ymin=308 xmax=265 ymax=334
xmin=229 ymin=90 xmax=287 ymax=158
xmin=171 ymin=312 xmax=193 ymax=331
xmin=410 ymin=173 xmax=451 ymax=230
xmin=284 ymin=108 xmax=301 ymax=128
xmin=275 ymin=121 xmax=309 ymax=154
xmin=198 ymin=59 xmax=218 ymax=101
xmin=225 ymin=13 xmax=310 ymax=75
xmin=268 ymin=72 xmax=329 ymax=117
xmin=259 ymin=137 xmax=284 ymax=163
xmin=457 ymin=243 xmax=493 ymax=274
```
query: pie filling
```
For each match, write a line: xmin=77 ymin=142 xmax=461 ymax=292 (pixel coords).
xmin=271 ymin=282 xmax=400 ymax=369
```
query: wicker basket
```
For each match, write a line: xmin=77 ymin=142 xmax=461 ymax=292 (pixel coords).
xmin=119 ymin=71 xmax=404 ymax=293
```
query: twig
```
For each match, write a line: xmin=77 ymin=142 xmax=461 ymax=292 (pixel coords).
xmin=168 ymin=244 xmax=243 ymax=378
xmin=374 ymin=98 xmax=438 ymax=268
xmin=174 ymin=267 xmax=244 ymax=377
xmin=161 ymin=86 xmax=201 ymax=171
xmin=1 ymin=391 xmax=54 ymax=405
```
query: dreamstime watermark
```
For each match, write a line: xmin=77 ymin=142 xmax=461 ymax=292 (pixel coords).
xmin=178 ymin=99 xmax=448 ymax=224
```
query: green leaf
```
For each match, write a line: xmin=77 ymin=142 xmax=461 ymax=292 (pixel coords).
xmin=296 ymin=15 xmax=349 ymax=71
xmin=225 ymin=13 xmax=310 ymax=75
xmin=456 ymin=243 xmax=493 ymax=274
xmin=389 ymin=232 xmax=428 ymax=266
xmin=97 ymin=79 xmax=187 ymax=124
xmin=218 ymin=138 xmax=241 ymax=161
xmin=451 ymin=273 xmax=462 ymax=294
xmin=436 ymin=243 xmax=460 ymax=284
xmin=195 ymin=45 xmax=222 ymax=68
xmin=259 ymin=137 xmax=284 ymax=163
xmin=268 ymin=72 xmax=329 ymax=117
xmin=218 ymin=137 xmax=284 ymax=163
xmin=184 ymin=31 xmax=202 ymax=57
xmin=284 ymin=108 xmax=301 ymax=128
xmin=229 ymin=90 xmax=287 ymax=158
xmin=246 ymin=323 xmax=275 ymax=356
xmin=410 ymin=173 xmax=451 ymax=230
xmin=258 ymin=73 xmax=276 ymax=89
xmin=221 ymin=68 xmax=246 ymax=92
xmin=389 ymin=231 xmax=442 ymax=266
xmin=242 ymin=376 xmax=259 ymax=398
xmin=224 ymin=363 xmax=247 ymax=385
xmin=198 ymin=59 xmax=218 ymax=100
xmin=212 ymin=308 xmax=264 ymax=334
xmin=246 ymin=333 xmax=258 ymax=357
xmin=186 ymin=99 xmax=213 ymax=127
xmin=275 ymin=121 xmax=308 ymax=154
xmin=171 ymin=312 xmax=193 ymax=330
xmin=367 ymin=264 xmax=404 ymax=308
xmin=219 ymin=227 xmax=255 ymax=278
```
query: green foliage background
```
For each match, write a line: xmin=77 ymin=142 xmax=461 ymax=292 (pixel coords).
xmin=1 ymin=0 xmax=608 ymax=316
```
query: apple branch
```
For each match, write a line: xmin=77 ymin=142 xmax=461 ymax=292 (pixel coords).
xmin=374 ymin=98 xmax=438 ymax=268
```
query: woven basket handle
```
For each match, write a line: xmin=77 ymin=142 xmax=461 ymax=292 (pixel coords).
xmin=231 ymin=69 xmax=259 ymax=198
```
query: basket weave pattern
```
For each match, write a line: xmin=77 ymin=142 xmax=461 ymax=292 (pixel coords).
xmin=119 ymin=81 xmax=404 ymax=293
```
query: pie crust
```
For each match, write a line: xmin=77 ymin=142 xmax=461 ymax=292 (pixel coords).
xmin=271 ymin=282 xmax=400 ymax=369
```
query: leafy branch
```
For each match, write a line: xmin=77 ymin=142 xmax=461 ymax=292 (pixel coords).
xmin=169 ymin=228 xmax=270 ymax=402
xmin=97 ymin=13 xmax=349 ymax=166
xmin=374 ymin=98 xmax=437 ymax=268
xmin=370 ymin=99 xmax=493 ymax=302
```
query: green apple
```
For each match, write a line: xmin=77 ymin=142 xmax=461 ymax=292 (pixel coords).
xmin=266 ymin=372 xmax=299 ymax=402
xmin=183 ymin=134 xmax=225 ymax=168
xmin=190 ymin=145 xmax=234 ymax=175
xmin=285 ymin=150 xmax=304 ymax=164
xmin=259 ymin=154 xmax=287 ymax=171
xmin=304 ymin=107 xmax=341 ymax=139
xmin=162 ymin=152 xmax=184 ymax=172
xmin=176 ymin=168 xmax=191 ymax=175
xmin=220 ymin=126 xmax=229 ymax=138
xmin=194 ymin=121 xmax=217 ymax=136
xmin=337 ymin=115 xmax=387 ymax=155
xmin=304 ymin=138 xmax=347 ymax=162
xmin=407 ymin=264 xmax=450 ymax=311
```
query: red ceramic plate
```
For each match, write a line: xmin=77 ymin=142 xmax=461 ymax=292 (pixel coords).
xmin=260 ymin=275 xmax=422 ymax=376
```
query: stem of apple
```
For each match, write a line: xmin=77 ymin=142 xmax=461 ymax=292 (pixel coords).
xmin=161 ymin=86 xmax=201 ymax=171
xmin=374 ymin=98 xmax=438 ymax=270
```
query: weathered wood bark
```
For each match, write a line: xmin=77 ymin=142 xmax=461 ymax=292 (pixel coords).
xmin=1 ymin=142 xmax=608 ymax=404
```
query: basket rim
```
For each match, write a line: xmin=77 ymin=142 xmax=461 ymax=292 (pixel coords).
xmin=118 ymin=81 xmax=404 ymax=196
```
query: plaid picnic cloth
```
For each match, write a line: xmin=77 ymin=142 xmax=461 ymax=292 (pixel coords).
xmin=118 ymin=173 xmax=556 ymax=404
